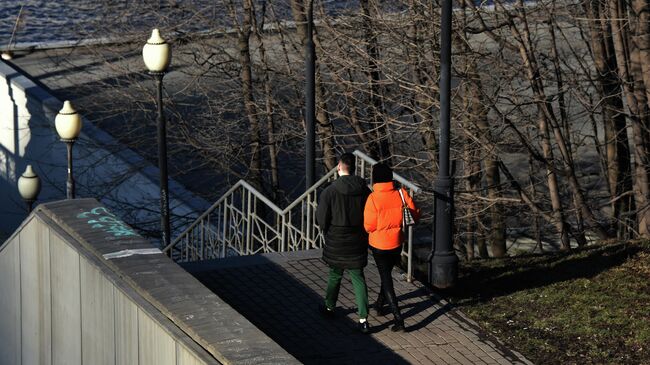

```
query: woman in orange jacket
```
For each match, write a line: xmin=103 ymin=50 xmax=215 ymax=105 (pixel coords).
xmin=364 ymin=163 xmax=419 ymax=332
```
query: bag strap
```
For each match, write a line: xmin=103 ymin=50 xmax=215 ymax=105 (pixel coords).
xmin=398 ymin=189 xmax=407 ymax=208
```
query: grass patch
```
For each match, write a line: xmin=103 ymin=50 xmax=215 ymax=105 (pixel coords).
xmin=442 ymin=241 xmax=650 ymax=364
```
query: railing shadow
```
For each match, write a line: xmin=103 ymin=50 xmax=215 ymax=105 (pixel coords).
xmin=337 ymin=274 xmax=449 ymax=334
xmin=449 ymin=242 xmax=643 ymax=305
xmin=403 ymin=302 xmax=453 ymax=332
xmin=184 ymin=254 xmax=411 ymax=364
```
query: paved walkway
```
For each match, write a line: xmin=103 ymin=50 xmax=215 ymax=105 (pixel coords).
xmin=183 ymin=250 xmax=531 ymax=365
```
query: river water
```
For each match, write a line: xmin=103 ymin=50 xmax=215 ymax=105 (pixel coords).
xmin=0 ymin=0 xmax=374 ymax=47
xmin=0 ymin=1 xmax=107 ymax=46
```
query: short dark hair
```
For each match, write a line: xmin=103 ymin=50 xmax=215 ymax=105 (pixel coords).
xmin=339 ymin=153 xmax=356 ymax=173
xmin=372 ymin=163 xmax=393 ymax=183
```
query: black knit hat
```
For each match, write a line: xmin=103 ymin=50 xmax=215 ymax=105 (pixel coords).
xmin=372 ymin=163 xmax=393 ymax=184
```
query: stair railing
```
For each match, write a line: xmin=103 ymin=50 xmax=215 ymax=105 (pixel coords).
xmin=165 ymin=150 xmax=421 ymax=281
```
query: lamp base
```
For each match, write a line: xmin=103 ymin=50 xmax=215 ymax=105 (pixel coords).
xmin=430 ymin=176 xmax=458 ymax=289
xmin=429 ymin=252 xmax=458 ymax=289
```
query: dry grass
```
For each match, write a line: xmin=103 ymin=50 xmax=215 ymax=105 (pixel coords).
xmin=441 ymin=241 xmax=650 ymax=364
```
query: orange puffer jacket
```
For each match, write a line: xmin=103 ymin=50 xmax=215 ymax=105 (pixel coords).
xmin=364 ymin=182 xmax=420 ymax=250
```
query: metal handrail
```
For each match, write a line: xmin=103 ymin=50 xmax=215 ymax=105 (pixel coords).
xmin=284 ymin=168 xmax=338 ymax=211
xmin=166 ymin=150 xmax=422 ymax=281
xmin=353 ymin=150 xmax=422 ymax=193
xmin=164 ymin=180 xmax=285 ymax=253
xmin=237 ymin=180 xmax=286 ymax=215
xmin=163 ymin=181 xmax=242 ymax=253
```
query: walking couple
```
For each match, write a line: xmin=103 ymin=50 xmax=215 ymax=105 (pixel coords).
xmin=316 ymin=152 xmax=419 ymax=334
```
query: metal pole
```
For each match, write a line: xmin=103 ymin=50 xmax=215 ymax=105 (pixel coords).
xmin=305 ymin=0 xmax=316 ymax=190
xmin=430 ymin=0 xmax=458 ymax=288
xmin=26 ymin=200 xmax=34 ymax=213
xmin=153 ymin=72 xmax=171 ymax=249
xmin=65 ymin=140 xmax=75 ymax=199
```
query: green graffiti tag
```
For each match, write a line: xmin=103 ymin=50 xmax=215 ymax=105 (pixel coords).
xmin=77 ymin=207 xmax=137 ymax=237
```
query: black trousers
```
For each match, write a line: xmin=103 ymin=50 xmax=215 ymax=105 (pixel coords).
xmin=372 ymin=246 xmax=401 ymax=310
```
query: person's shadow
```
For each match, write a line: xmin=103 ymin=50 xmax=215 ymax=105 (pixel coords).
xmin=338 ymin=284 xmax=451 ymax=334
xmin=185 ymin=254 xmax=413 ymax=365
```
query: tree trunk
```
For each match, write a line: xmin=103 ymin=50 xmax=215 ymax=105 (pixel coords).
xmin=409 ymin=0 xmax=438 ymax=178
xmin=472 ymin=92 xmax=506 ymax=256
xmin=537 ymin=113 xmax=571 ymax=250
xmin=498 ymin=159 xmax=575 ymax=244
xmin=583 ymin=0 xmax=635 ymax=238
xmin=463 ymin=140 xmax=478 ymax=260
xmin=509 ymin=0 xmax=610 ymax=241
xmin=360 ymin=0 xmax=391 ymax=160
xmin=504 ymin=2 xmax=570 ymax=248
xmin=548 ymin=19 xmax=588 ymax=246
xmin=629 ymin=8 xmax=650 ymax=236
xmin=459 ymin=1 xmax=504 ymax=257
xmin=632 ymin=0 xmax=650 ymax=113
xmin=250 ymin=2 xmax=280 ymax=199
xmin=609 ymin=0 xmax=650 ymax=237
xmin=470 ymin=94 xmax=505 ymax=257
xmin=237 ymin=0 xmax=263 ymax=190
xmin=528 ymin=151 xmax=544 ymax=252
xmin=507 ymin=12 xmax=570 ymax=247
xmin=462 ymin=83 xmax=483 ymax=259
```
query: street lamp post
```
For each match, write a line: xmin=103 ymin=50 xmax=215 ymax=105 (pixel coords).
xmin=55 ymin=100 xmax=82 ymax=199
xmin=430 ymin=0 xmax=458 ymax=288
xmin=143 ymin=28 xmax=172 ymax=248
xmin=305 ymin=0 xmax=316 ymax=190
xmin=18 ymin=165 xmax=41 ymax=212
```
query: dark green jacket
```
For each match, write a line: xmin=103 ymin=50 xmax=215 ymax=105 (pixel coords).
xmin=316 ymin=175 xmax=371 ymax=269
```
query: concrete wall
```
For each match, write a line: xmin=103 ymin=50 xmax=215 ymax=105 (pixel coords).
xmin=0 ymin=199 xmax=298 ymax=365
xmin=0 ymin=59 xmax=208 ymax=241
xmin=0 ymin=214 xmax=218 ymax=365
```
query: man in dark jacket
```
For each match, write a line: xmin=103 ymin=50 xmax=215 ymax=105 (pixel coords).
xmin=316 ymin=152 xmax=371 ymax=333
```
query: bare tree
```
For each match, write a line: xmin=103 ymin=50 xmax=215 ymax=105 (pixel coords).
xmin=35 ymin=0 xmax=650 ymax=252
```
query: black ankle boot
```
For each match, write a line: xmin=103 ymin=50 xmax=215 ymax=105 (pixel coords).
xmin=373 ymin=304 xmax=389 ymax=317
xmin=386 ymin=295 xmax=405 ymax=332
xmin=391 ymin=311 xmax=405 ymax=332
xmin=372 ymin=292 xmax=388 ymax=317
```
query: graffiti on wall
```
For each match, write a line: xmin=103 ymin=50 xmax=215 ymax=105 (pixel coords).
xmin=77 ymin=206 xmax=137 ymax=237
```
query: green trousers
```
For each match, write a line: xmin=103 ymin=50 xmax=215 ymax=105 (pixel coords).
xmin=325 ymin=267 xmax=369 ymax=319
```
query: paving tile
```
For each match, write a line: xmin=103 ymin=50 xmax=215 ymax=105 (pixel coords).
xmin=188 ymin=252 xmax=531 ymax=365
xmin=393 ymin=349 xmax=423 ymax=364
xmin=424 ymin=355 xmax=449 ymax=365
xmin=496 ymin=359 xmax=515 ymax=365
xmin=437 ymin=353 xmax=460 ymax=364
xmin=465 ymin=354 xmax=487 ymax=363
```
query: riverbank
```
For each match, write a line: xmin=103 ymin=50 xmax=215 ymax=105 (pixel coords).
xmin=441 ymin=241 xmax=650 ymax=364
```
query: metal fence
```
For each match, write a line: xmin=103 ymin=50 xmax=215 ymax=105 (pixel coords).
xmin=164 ymin=150 xmax=422 ymax=281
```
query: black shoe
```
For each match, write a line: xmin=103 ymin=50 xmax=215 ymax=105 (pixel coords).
xmin=385 ymin=294 xmax=405 ymax=332
xmin=318 ymin=303 xmax=335 ymax=319
xmin=358 ymin=320 xmax=370 ymax=334
xmin=391 ymin=320 xmax=405 ymax=332
xmin=373 ymin=302 xmax=389 ymax=317
xmin=373 ymin=291 xmax=386 ymax=316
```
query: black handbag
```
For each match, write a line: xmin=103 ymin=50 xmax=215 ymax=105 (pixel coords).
xmin=398 ymin=189 xmax=416 ymax=228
